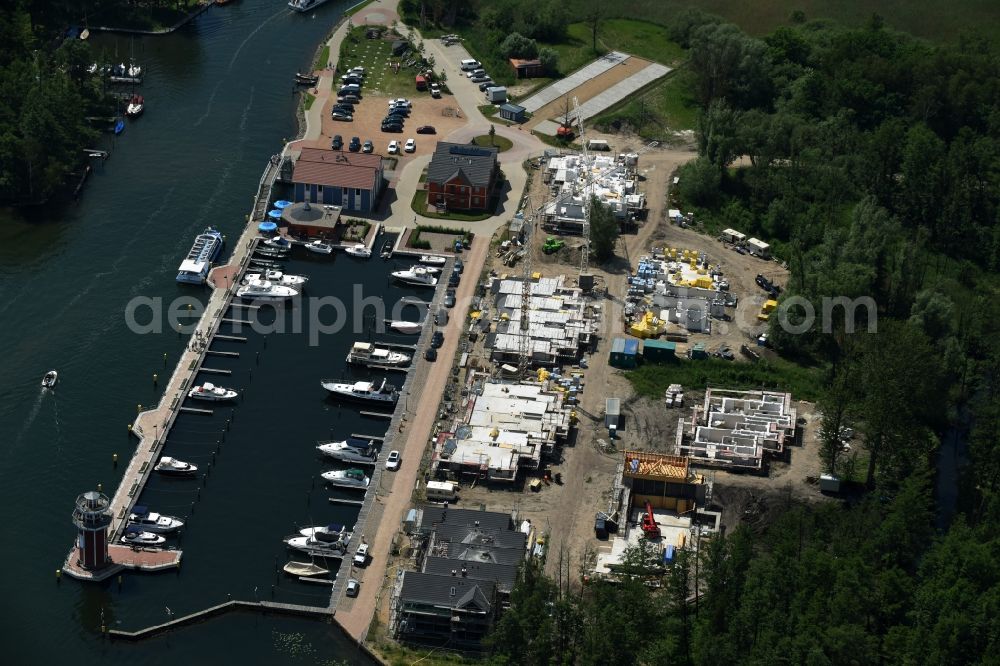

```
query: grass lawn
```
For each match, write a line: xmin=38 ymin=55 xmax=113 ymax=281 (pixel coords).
xmin=626 ymin=356 xmax=826 ymax=402
xmin=471 ymin=134 xmax=513 ymax=152
xmin=560 ymin=20 xmax=685 ymax=69
xmin=592 ymin=67 xmax=698 ymax=136
xmin=313 ymin=45 xmax=330 ymax=71
xmin=337 ymin=27 xmax=435 ymax=98
xmin=303 ymin=92 xmax=316 ymax=111
xmin=411 ymin=190 xmax=492 ymax=222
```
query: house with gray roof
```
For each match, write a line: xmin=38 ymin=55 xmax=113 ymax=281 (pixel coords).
xmin=396 ymin=572 xmax=496 ymax=648
xmin=425 ymin=142 xmax=499 ymax=212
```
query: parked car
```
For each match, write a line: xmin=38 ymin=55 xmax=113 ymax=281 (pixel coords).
xmin=349 ymin=136 xmax=361 ymax=152
xmin=416 ymin=125 xmax=436 ymax=134
xmin=460 ymin=58 xmax=481 ymax=71
xmin=349 ymin=66 xmax=365 ymax=75
xmin=362 ymin=139 xmax=374 ymax=153
xmin=387 ymin=140 xmax=399 ymax=154
xmin=387 ymin=106 xmax=410 ymax=117
xmin=444 ymin=289 xmax=456 ymax=308
xmin=478 ymin=80 xmax=495 ymax=91
xmin=430 ymin=83 xmax=441 ymax=98
xmin=332 ymin=104 xmax=354 ymax=114
xmin=353 ymin=543 xmax=369 ymax=566
xmin=338 ymin=94 xmax=360 ymax=104
xmin=431 ymin=331 xmax=444 ymax=348
xmin=346 ymin=579 xmax=361 ymax=597
xmin=340 ymin=75 xmax=362 ymax=85
xmin=381 ymin=123 xmax=403 ymax=133
xmin=331 ymin=111 xmax=353 ymax=121
xmin=386 ymin=450 xmax=401 ymax=471
xmin=331 ymin=134 xmax=343 ymax=150
xmin=448 ymin=273 xmax=460 ymax=287
xmin=404 ymin=138 xmax=416 ymax=153
xmin=454 ymin=258 xmax=464 ymax=274
xmin=424 ymin=347 xmax=437 ymax=362
xmin=466 ymin=68 xmax=485 ymax=79
xmin=471 ymin=73 xmax=491 ymax=83
xmin=387 ymin=98 xmax=411 ymax=108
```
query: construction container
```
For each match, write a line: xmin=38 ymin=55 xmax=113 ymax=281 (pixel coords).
xmin=605 ymin=398 xmax=620 ymax=429
xmin=747 ymin=237 xmax=771 ymax=258
xmin=426 ymin=481 xmax=458 ymax=502
xmin=721 ymin=228 xmax=746 ymax=244
xmin=819 ymin=474 xmax=841 ymax=493
xmin=594 ymin=513 xmax=609 ymax=539
xmin=609 ymin=337 xmax=639 ymax=368
xmin=642 ymin=339 xmax=677 ymax=363
xmin=690 ymin=342 xmax=707 ymax=360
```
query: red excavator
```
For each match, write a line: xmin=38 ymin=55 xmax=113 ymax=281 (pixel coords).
xmin=641 ymin=501 xmax=661 ymax=539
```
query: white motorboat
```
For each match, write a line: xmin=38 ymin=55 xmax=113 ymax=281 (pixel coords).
xmin=287 ymin=0 xmax=332 ymax=12
xmin=321 ymin=468 xmax=371 ymax=490
xmin=346 ymin=341 xmax=411 ymax=367
xmin=41 ymin=370 xmax=58 ymax=388
xmin=391 ymin=266 xmax=438 ymax=287
xmin=321 ymin=378 xmax=398 ymax=404
xmin=236 ymin=280 xmax=299 ymax=301
xmin=419 ymin=255 xmax=447 ymax=267
xmin=283 ymin=560 xmax=330 ymax=577
xmin=305 ymin=240 xmax=333 ymax=255
xmin=121 ymin=528 xmax=166 ymax=546
xmin=389 ymin=320 xmax=423 ymax=335
xmin=412 ymin=264 xmax=441 ymax=274
xmin=317 ymin=439 xmax=378 ymax=464
xmin=284 ymin=534 xmax=348 ymax=557
xmin=155 ymin=456 xmax=198 ymax=476
xmin=345 ymin=243 xmax=371 ymax=258
xmin=245 ymin=270 xmax=308 ymax=287
xmin=127 ymin=506 xmax=184 ymax=534
xmin=298 ymin=523 xmax=352 ymax=540
xmin=188 ymin=382 xmax=239 ymax=402
xmin=264 ymin=236 xmax=293 ymax=250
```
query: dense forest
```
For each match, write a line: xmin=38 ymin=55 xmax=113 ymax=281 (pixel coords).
xmin=488 ymin=11 xmax=1000 ymax=666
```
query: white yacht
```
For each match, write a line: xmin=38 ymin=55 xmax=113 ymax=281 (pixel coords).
xmin=264 ymin=236 xmax=293 ymax=250
xmin=305 ymin=240 xmax=333 ymax=255
xmin=188 ymin=382 xmax=238 ymax=402
xmin=121 ymin=528 xmax=166 ymax=546
xmin=155 ymin=456 xmax=198 ymax=476
xmin=298 ymin=523 xmax=352 ymax=540
xmin=389 ymin=320 xmax=423 ymax=334
xmin=346 ymin=341 xmax=411 ymax=367
xmin=345 ymin=243 xmax=371 ymax=258
xmin=284 ymin=534 xmax=348 ymax=557
xmin=127 ymin=506 xmax=184 ymax=534
xmin=236 ymin=280 xmax=299 ymax=301
xmin=419 ymin=255 xmax=447 ymax=267
xmin=391 ymin=266 xmax=437 ymax=287
xmin=317 ymin=440 xmax=378 ymax=465
xmin=245 ymin=270 xmax=308 ymax=287
xmin=321 ymin=468 xmax=371 ymax=490
xmin=287 ymin=0 xmax=332 ymax=12
xmin=321 ymin=378 xmax=398 ymax=404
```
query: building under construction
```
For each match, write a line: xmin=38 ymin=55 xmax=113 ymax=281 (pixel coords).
xmin=541 ymin=152 xmax=648 ymax=234
xmin=674 ymin=388 xmax=798 ymax=471
xmin=485 ymin=274 xmax=597 ymax=366
xmin=431 ymin=376 xmax=574 ymax=483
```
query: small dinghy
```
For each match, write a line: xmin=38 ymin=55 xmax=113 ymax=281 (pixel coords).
xmin=41 ymin=370 xmax=58 ymax=388
xmin=389 ymin=321 xmax=422 ymax=334
xmin=419 ymin=255 xmax=447 ymax=267
xmin=380 ymin=241 xmax=393 ymax=259
xmin=283 ymin=560 xmax=330 ymax=577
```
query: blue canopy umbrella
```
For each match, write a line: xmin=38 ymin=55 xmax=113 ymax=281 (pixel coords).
xmin=273 ymin=200 xmax=292 ymax=209
xmin=258 ymin=221 xmax=277 ymax=233
xmin=268 ymin=209 xmax=283 ymax=220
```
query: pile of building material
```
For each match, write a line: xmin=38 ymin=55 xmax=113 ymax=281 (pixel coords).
xmin=665 ymin=384 xmax=683 ymax=407
xmin=674 ymin=388 xmax=797 ymax=471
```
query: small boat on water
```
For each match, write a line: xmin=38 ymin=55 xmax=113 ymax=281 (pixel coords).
xmin=125 ymin=94 xmax=144 ymax=117
xmin=188 ymin=382 xmax=239 ymax=402
xmin=245 ymin=270 xmax=308 ymax=287
xmin=236 ymin=280 xmax=299 ymax=301
xmin=109 ymin=62 xmax=142 ymax=84
xmin=283 ymin=560 xmax=330 ymax=577
xmin=284 ymin=535 xmax=348 ymax=558
xmin=306 ymin=240 xmax=333 ymax=255
xmin=322 ymin=468 xmax=371 ymax=490
xmin=155 ymin=456 xmax=198 ymax=476
xmin=317 ymin=439 xmax=378 ymax=464
xmin=321 ymin=377 xmax=398 ymax=405
xmin=263 ymin=236 xmax=293 ymax=250
xmin=254 ymin=247 xmax=288 ymax=259
xmin=346 ymin=341 xmax=411 ymax=367
xmin=389 ymin=320 xmax=423 ymax=335
xmin=127 ymin=506 xmax=184 ymax=534
xmin=41 ymin=370 xmax=58 ymax=389
xmin=288 ymin=0 xmax=332 ymax=13
xmin=113 ymin=119 xmax=125 ymax=135
xmin=121 ymin=527 xmax=165 ymax=546
xmin=419 ymin=255 xmax=447 ymax=267
xmin=294 ymin=72 xmax=319 ymax=86
xmin=380 ymin=241 xmax=393 ymax=259
xmin=249 ymin=258 xmax=280 ymax=269
xmin=344 ymin=243 xmax=371 ymax=258
xmin=176 ymin=227 xmax=225 ymax=284
xmin=391 ymin=266 xmax=437 ymax=288
xmin=299 ymin=523 xmax=351 ymax=540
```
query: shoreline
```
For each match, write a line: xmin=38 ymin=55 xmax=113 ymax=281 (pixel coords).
xmin=88 ymin=0 xmax=216 ymax=36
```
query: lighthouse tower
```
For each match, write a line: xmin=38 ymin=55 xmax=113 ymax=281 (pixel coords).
xmin=72 ymin=491 xmax=112 ymax=570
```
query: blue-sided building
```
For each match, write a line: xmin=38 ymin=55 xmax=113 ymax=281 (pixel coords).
xmin=291 ymin=147 xmax=384 ymax=213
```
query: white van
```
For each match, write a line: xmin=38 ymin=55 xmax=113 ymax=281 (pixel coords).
xmin=426 ymin=480 xmax=458 ymax=502
xmin=460 ymin=59 xmax=481 ymax=71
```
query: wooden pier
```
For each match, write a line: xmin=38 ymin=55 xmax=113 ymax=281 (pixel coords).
xmin=63 ymin=544 xmax=182 ymax=582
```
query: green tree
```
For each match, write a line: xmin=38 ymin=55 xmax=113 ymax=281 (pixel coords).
xmin=588 ymin=196 xmax=618 ymax=263
xmin=538 ymin=47 xmax=558 ymax=76
xmin=499 ymin=32 xmax=538 ymax=59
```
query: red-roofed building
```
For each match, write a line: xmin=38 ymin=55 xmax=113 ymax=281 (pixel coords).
xmin=291 ymin=148 xmax=384 ymax=213
xmin=509 ymin=58 xmax=544 ymax=78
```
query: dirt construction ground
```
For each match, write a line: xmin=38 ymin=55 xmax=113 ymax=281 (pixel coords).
xmin=524 ymin=56 xmax=652 ymax=131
